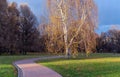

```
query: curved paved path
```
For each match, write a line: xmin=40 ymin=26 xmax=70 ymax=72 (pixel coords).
xmin=14 ymin=56 xmax=63 ymax=77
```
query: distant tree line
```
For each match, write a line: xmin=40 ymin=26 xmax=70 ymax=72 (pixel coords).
xmin=96 ymin=28 xmax=120 ymax=53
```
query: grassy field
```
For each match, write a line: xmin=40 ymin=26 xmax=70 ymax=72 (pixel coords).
xmin=0 ymin=53 xmax=51 ymax=77
xmin=0 ymin=53 xmax=120 ymax=77
xmin=38 ymin=53 xmax=120 ymax=77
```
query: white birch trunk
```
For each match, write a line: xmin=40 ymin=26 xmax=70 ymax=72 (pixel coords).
xmin=56 ymin=0 xmax=70 ymax=57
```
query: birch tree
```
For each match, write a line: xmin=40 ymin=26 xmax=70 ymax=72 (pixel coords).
xmin=46 ymin=0 xmax=97 ymax=57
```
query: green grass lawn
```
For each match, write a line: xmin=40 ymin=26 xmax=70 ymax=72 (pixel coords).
xmin=38 ymin=53 xmax=120 ymax=77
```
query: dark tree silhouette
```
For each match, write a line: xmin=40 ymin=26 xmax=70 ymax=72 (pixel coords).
xmin=19 ymin=4 xmax=39 ymax=55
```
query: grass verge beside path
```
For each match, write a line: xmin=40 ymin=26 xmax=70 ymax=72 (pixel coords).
xmin=0 ymin=53 xmax=53 ymax=77
xmin=38 ymin=53 xmax=120 ymax=77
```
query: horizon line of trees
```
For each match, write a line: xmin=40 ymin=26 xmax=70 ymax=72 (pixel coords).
xmin=96 ymin=26 xmax=120 ymax=53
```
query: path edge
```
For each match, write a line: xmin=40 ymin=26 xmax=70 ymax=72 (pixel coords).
xmin=13 ymin=62 xmax=23 ymax=77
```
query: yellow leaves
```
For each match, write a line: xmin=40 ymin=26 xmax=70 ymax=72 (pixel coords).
xmin=50 ymin=16 xmax=59 ymax=25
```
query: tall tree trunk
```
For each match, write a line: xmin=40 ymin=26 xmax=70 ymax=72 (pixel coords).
xmin=63 ymin=25 xmax=70 ymax=57
xmin=57 ymin=0 xmax=71 ymax=57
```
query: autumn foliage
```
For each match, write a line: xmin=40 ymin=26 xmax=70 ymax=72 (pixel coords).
xmin=41 ymin=0 xmax=98 ymax=56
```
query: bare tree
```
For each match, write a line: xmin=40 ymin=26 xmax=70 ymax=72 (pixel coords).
xmin=46 ymin=0 xmax=97 ymax=57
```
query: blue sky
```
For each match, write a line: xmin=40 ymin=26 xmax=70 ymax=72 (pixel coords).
xmin=95 ymin=0 xmax=120 ymax=33
xmin=95 ymin=0 xmax=120 ymax=25
xmin=8 ymin=0 xmax=120 ymax=33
